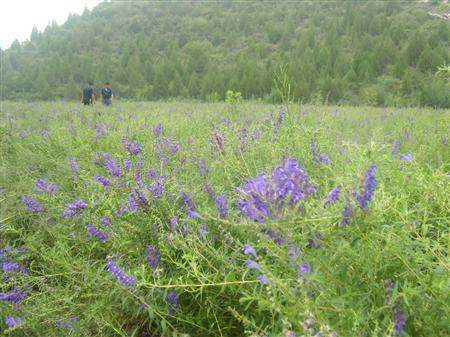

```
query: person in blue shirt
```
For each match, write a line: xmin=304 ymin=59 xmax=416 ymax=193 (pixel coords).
xmin=101 ymin=82 xmax=113 ymax=106
xmin=81 ymin=82 xmax=96 ymax=105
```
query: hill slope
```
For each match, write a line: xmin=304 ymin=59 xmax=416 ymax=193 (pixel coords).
xmin=1 ymin=0 xmax=449 ymax=106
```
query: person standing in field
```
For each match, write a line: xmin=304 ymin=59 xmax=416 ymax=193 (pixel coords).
xmin=101 ymin=82 xmax=113 ymax=106
xmin=81 ymin=82 xmax=95 ymax=105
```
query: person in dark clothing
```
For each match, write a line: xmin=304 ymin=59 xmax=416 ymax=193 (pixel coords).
xmin=81 ymin=82 xmax=95 ymax=105
xmin=101 ymin=82 xmax=113 ymax=106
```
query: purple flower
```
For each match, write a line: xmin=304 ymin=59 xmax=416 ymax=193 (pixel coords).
xmin=197 ymin=159 xmax=209 ymax=177
xmin=69 ymin=157 xmax=80 ymax=174
xmin=22 ymin=195 xmax=44 ymax=213
xmin=245 ymin=259 xmax=263 ymax=272
xmin=63 ymin=199 xmax=87 ymax=216
xmin=391 ymin=139 xmax=401 ymax=155
xmin=135 ymin=158 xmax=144 ymax=188
xmin=323 ymin=185 xmax=341 ymax=206
xmin=105 ymin=157 xmax=121 ymax=177
xmin=263 ymin=228 xmax=284 ymax=245
xmin=153 ymin=123 xmax=163 ymax=137
xmin=256 ymin=274 xmax=272 ymax=284
xmin=147 ymin=168 xmax=157 ymax=179
xmin=0 ymin=288 xmax=28 ymax=302
xmin=204 ymin=183 xmax=215 ymax=200
xmin=385 ymin=279 xmax=395 ymax=304
xmin=186 ymin=210 xmax=206 ymax=220
xmin=399 ymin=154 xmax=413 ymax=161
xmin=240 ymin=127 xmax=248 ymax=152
xmin=88 ymin=223 xmax=109 ymax=241
xmin=199 ymin=225 xmax=208 ymax=234
xmin=181 ymin=192 xmax=196 ymax=211
xmin=243 ymin=244 xmax=258 ymax=259
xmin=126 ymin=140 xmax=142 ymax=155
xmin=128 ymin=193 xmax=138 ymax=212
xmin=215 ymin=193 xmax=229 ymax=218
xmin=211 ymin=131 xmax=225 ymax=155
xmin=274 ymin=106 xmax=286 ymax=134
xmin=287 ymin=246 xmax=301 ymax=258
xmin=146 ymin=245 xmax=161 ymax=270
xmin=5 ymin=316 xmax=24 ymax=327
xmin=393 ymin=307 xmax=406 ymax=336
xmin=100 ymin=216 xmax=111 ymax=226
xmin=298 ymin=261 xmax=313 ymax=277
xmin=56 ymin=316 xmax=77 ymax=333
xmin=340 ymin=200 xmax=353 ymax=225
xmin=94 ymin=175 xmax=110 ymax=186
xmin=170 ymin=142 xmax=180 ymax=155
xmin=2 ymin=259 xmax=27 ymax=274
xmin=95 ymin=121 xmax=107 ymax=137
xmin=165 ymin=290 xmax=179 ymax=306
xmin=120 ymin=205 xmax=127 ymax=215
xmin=124 ymin=159 xmax=132 ymax=172
xmin=170 ymin=216 xmax=178 ymax=229
xmin=355 ymin=165 xmax=377 ymax=209
xmin=35 ymin=179 xmax=58 ymax=193
xmin=236 ymin=157 xmax=316 ymax=222
xmin=307 ymin=231 xmax=323 ymax=248
xmin=106 ymin=258 xmax=136 ymax=286
xmin=253 ymin=129 xmax=260 ymax=141
xmin=313 ymin=153 xmax=331 ymax=164
xmin=149 ymin=176 xmax=165 ymax=197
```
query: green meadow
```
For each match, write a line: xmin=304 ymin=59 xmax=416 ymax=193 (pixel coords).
xmin=0 ymin=101 xmax=448 ymax=336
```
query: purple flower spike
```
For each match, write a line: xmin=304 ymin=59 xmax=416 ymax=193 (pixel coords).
xmin=165 ymin=290 xmax=179 ymax=306
xmin=69 ymin=157 xmax=80 ymax=174
xmin=186 ymin=210 xmax=206 ymax=220
xmin=153 ymin=123 xmax=163 ymax=137
xmin=323 ymin=185 xmax=341 ymax=206
xmin=245 ymin=259 xmax=264 ymax=272
xmin=128 ymin=193 xmax=138 ymax=212
xmin=5 ymin=316 xmax=25 ymax=327
xmin=146 ymin=245 xmax=161 ymax=271
xmin=256 ymin=274 xmax=272 ymax=284
xmin=243 ymin=244 xmax=258 ymax=259
xmin=181 ymin=192 xmax=196 ymax=211
xmin=215 ymin=193 xmax=229 ymax=218
xmin=355 ymin=165 xmax=377 ymax=209
xmin=393 ymin=308 xmax=406 ymax=336
xmin=399 ymin=154 xmax=413 ymax=161
xmin=63 ymin=199 xmax=87 ymax=216
xmin=100 ymin=216 xmax=111 ymax=226
xmin=94 ymin=175 xmax=110 ymax=186
xmin=126 ymin=140 xmax=142 ymax=155
xmin=313 ymin=153 xmax=332 ymax=164
xmin=35 ymin=178 xmax=58 ymax=193
xmin=88 ymin=223 xmax=109 ymax=241
xmin=170 ymin=142 xmax=180 ymax=155
xmin=124 ymin=159 xmax=132 ymax=172
xmin=0 ymin=288 xmax=28 ymax=303
xmin=147 ymin=168 xmax=157 ymax=179
xmin=298 ymin=261 xmax=313 ymax=277
xmin=106 ymin=258 xmax=136 ymax=286
xmin=22 ymin=195 xmax=44 ymax=213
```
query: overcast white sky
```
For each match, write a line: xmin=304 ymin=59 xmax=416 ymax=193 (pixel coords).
xmin=0 ymin=0 xmax=103 ymax=49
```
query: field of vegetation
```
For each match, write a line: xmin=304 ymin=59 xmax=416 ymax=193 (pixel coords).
xmin=0 ymin=101 xmax=448 ymax=336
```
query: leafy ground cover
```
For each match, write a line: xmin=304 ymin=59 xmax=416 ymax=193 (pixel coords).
xmin=0 ymin=102 xmax=448 ymax=336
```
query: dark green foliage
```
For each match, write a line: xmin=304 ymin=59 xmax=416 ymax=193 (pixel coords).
xmin=1 ymin=0 xmax=449 ymax=107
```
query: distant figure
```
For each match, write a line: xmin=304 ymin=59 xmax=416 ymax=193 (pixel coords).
xmin=82 ymin=82 xmax=95 ymax=105
xmin=101 ymin=82 xmax=113 ymax=106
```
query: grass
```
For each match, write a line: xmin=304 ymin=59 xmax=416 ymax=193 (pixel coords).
xmin=0 ymin=101 xmax=449 ymax=336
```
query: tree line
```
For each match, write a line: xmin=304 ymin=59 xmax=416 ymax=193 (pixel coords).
xmin=1 ymin=0 xmax=449 ymax=107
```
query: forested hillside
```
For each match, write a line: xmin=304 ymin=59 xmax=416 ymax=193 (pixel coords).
xmin=1 ymin=0 xmax=449 ymax=106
